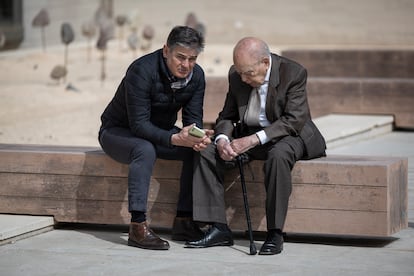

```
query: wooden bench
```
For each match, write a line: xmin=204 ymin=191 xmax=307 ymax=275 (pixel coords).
xmin=0 ymin=143 xmax=408 ymax=237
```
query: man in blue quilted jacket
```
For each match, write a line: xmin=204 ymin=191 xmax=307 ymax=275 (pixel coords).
xmin=99 ymin=26 xmax=213 ymax=250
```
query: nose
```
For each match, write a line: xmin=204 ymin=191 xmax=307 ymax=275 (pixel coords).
xmin=181 ymin=58 xmax=190 ymax=68
xmin=241 ymin=74 xmax=250 ymax=83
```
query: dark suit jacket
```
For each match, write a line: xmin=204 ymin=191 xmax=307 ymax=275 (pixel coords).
xmin=215 ymin=53 xmax=326 ymax=159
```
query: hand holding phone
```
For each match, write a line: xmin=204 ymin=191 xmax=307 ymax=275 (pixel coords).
xmin=189 ymin=125 xmax=205 ymax=138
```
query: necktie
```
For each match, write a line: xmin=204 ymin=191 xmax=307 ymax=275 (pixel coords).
xmin=244 ymin=87 xmax=261 ymax=126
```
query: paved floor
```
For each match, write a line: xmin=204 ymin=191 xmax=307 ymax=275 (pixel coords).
xmin=0 ymin=128 xmax=413 ymax=275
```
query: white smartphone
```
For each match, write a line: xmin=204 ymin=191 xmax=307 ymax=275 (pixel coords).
xmin=189 ymin=125 xmax=205 ymax=138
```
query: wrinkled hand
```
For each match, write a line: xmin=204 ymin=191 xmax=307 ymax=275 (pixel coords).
xmin=171 ymin=124 xmax=214 ymax=151
xmin=193 ymin=128 xmax=214 ymax=152
xmin=216 ymin=138 xmax=238 ymax=161
xmin=230 ymin=134 xmax=260 ymax=155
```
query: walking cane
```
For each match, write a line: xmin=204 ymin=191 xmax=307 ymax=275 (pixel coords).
xmin=236 ymin=153 xmax=257 ymax=255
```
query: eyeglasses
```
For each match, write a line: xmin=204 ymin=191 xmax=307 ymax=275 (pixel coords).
xmin=236 ymin=61 xmax=261 ymax=77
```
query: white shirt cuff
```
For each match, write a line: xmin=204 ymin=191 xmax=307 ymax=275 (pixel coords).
xmin=256 ymin=130 xmax=269 ymax=145
xmin=214 ymin=134 xmax=230 ymax=145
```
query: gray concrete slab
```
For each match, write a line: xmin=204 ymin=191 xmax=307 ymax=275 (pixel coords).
xmin=0 ymin=226 xmax=413 ymax=276
xmin=0 ymin=215 xmax=54 ymax=245
xmin=0 ymin=131 xmax=413 ymax=276
xmin=314 ymin=114 xmax=394 ymax=149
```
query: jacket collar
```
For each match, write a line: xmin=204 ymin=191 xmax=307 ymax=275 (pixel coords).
xmin=158 ymin=49 xmax=193 ymax=90
xmin=158 ymin=49 xmax=172 ymax=83
xmin=268 ymin=53 xmax=281 ymax=88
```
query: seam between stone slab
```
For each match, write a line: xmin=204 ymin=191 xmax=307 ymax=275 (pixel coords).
xmin=314 ymin=114 xmax=394 ymax=148
xmin=0 ymin=215 xmax=55 ymax=241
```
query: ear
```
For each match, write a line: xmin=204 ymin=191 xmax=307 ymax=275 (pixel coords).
xmin=162 ymin=45 xmax=168 ymax=58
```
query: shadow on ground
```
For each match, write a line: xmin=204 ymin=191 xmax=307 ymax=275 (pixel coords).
xmin=54 ymin=222 xmax=399 ymax=249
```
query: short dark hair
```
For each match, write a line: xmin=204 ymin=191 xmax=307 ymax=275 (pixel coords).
xmin=166 ymin=25 xmax=205 ymax=53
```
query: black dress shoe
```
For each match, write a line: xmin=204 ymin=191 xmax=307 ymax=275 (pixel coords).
xmin=185 ymin=225 xmax=233 ymax=248
xmin=259 ymin=232 xmax=283 ymax=255
xmin=171 ymin=217 xmax=204 ymax=241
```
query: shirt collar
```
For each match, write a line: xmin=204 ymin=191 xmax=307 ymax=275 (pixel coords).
xmin=264 ymin=55 xmax=271 ymax=83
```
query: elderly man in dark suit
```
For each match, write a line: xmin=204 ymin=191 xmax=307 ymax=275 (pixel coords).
xmin=186 ymin=37 xmax=326 ymax=255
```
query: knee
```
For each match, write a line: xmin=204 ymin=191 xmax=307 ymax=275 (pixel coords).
xmin=200 ymin=143 xmax=216 ymax=159
xmin=268 ymin=144 xmax=294 ymax=163
xmin=130 ymin=141 xmax=156 ymax=163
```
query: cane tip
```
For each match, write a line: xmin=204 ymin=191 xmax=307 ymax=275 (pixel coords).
xmin=249 ymin=244 xmax=257 ymax=255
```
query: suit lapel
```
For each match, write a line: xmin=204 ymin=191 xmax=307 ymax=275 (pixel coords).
xmin=265 ymin=54 xmax=281 ymax=122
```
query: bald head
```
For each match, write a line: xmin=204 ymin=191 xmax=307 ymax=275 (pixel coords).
xmin=233 ymin=37 xmax=270 ymax=64
xmin=232 ymin=37 xmax=271 ymax=87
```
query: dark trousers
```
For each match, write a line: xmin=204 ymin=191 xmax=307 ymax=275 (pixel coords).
xmin=99 ymin=127 xmax=195 ymax=213
xmin=192 ymin=135 xmax=304 ymax=230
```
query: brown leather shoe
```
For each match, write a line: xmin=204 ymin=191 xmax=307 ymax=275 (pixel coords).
xmin=171 ymin=217 xmax=204 ymax=241
xmin=128 ymin=221 xmax=170 ymax=250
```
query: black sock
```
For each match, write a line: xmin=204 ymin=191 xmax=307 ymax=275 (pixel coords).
xmin=176 ymin=211 xmax=192 ymax=218
xmin=131 ymin=211 xmax=146 ymax=223
xmin=268 ymin=228 xmax=283 ymax=237
xmin=213 ymin=222 xmax=229 ymax=231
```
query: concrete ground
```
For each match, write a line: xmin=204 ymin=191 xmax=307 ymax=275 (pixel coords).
xmin=0 ymin=118 xmax=413 ymax=276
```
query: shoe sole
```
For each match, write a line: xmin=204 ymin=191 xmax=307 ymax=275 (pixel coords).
xmin=258 ymin=249 xmax=282 ymax=255
xmin=128 ymin=239 xmax=170 ymax=250
xmin=184 ymin=240 xmax=234 ymax=248
xmin=258 ymin=245 xmax=283 ymax=255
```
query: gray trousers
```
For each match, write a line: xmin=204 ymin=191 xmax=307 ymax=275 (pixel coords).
xmin=193 ymin=135 xmax=305 ymax=230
